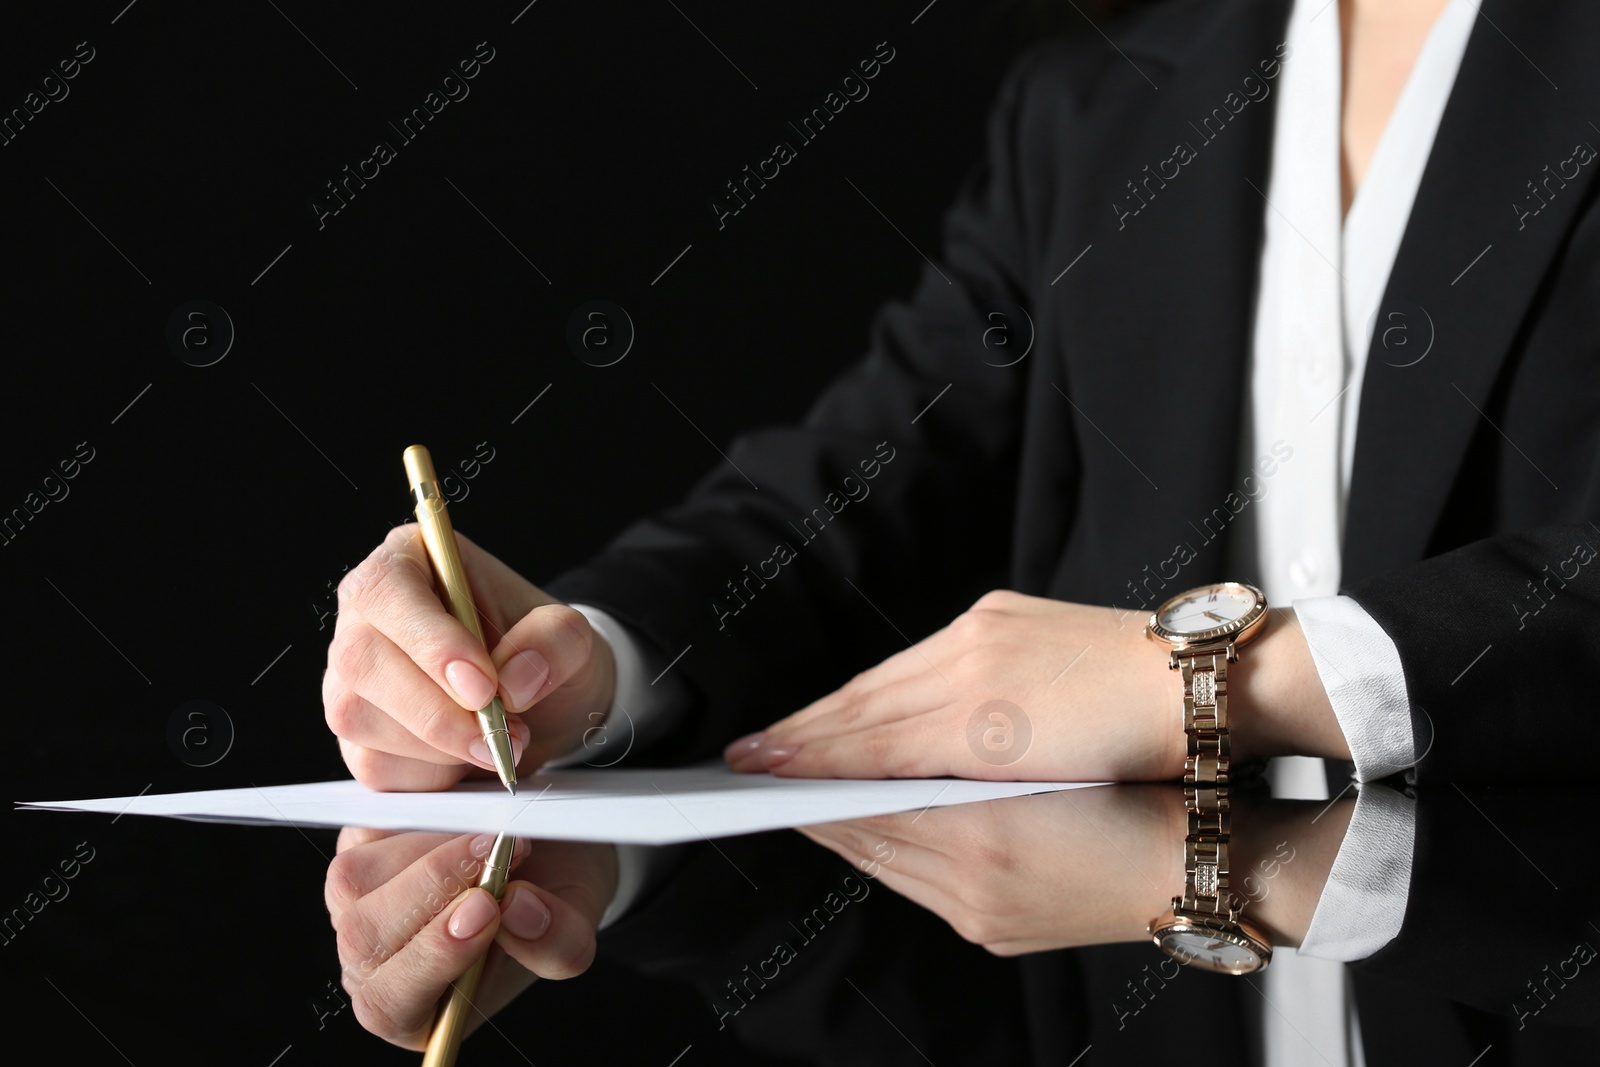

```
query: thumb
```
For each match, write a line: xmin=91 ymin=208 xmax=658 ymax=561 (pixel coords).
xmin=494 ymin=843 xmax=617 ymax=981
xmin=489 ymin=605 xmax=616 ymax=766
xmin=493 ymin=879 xmax=604 ymax=981
xmin=488 ymin=604 xmax=601 ymax=713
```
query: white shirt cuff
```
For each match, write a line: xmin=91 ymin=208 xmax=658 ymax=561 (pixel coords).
xmin=1292 ymin=595 xmax=1414 ymax=781
xmin=541 ymin=604 xmax=689 ymax=769
xmin=562 ymin=605 xmax=693 ymax=931
xmin=1297 ymin=783 xmax=1416 ymax=961
xmin=598 ymin=844 xmax=652 ymax=931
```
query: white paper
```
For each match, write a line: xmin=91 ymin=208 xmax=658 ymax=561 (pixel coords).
xmin=19 ymin=765 xmax=1103 ymax=845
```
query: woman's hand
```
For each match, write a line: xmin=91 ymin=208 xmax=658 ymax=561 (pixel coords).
xmin=326 ymin=828 xmax=617 ymax=1049
xmin=726 ymin=590 xmax=1339 ymax=782
xmin=324 ymin=524 xmax=617 ymax=790
xmin=727 ymin=591 xmax=1181 ymax=781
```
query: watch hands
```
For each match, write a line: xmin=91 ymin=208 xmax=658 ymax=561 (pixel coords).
xmin=1168 ymin=609 xmax=1232 ymax=626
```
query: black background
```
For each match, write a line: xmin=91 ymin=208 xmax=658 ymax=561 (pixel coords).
xmin=0 ymin=1 xmax=1061 ymax=1062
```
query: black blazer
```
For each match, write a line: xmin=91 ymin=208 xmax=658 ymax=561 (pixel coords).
xmin=549 ymin=0 xmax=1600 ymax=1061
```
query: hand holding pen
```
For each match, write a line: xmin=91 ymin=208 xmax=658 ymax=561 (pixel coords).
xmin=322 ymin=447 xmax=619 ymax=792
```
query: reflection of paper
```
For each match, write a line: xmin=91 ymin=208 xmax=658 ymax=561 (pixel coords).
xmin=20 ymin=765 xmax=1103 ymax=845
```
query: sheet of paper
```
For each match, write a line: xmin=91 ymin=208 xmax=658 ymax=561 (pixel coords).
xmin=19 ymin=765 xmax=1104 ymax=845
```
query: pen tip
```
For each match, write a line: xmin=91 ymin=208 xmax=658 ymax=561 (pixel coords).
xmin=507 ymin=782 xmax=517 ymax=796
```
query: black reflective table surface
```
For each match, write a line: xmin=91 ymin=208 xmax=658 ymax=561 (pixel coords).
xmin=12 ymin=781 xmax=1596 ymax=1066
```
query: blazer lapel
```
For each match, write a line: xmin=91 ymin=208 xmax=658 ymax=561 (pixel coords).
xmin=1342 ymin=0 xmax=1600 ymax=582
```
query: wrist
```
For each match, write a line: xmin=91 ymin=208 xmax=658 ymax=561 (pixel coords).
xmin=578 ymin=632 xmax=620 ymax=762
xmin=591 ymin=629 xmax=618 ymax=717
xmin=1229 ymin=608 xmax=1348 ymax=764
xmin=1122 ymin=620 xmax=1190 ymax=780
xmin=1228 ymin=793 xmax=1354 ymax=949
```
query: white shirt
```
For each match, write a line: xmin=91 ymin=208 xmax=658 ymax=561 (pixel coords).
xmin=1246 ymin=0 xmax=1477 ymax=1063
xmin=566 ymin=0 xmax=1478 ymax=1055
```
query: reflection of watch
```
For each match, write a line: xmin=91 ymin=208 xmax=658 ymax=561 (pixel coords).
xmin=1146 ymin=787 xmax=1272 ymax=974
xmin=1144 ymin=583 xmax=1272 ymax=975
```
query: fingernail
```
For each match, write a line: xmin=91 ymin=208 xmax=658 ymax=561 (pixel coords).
xmin=723 ymin=731 xmax=765 ymax=763
xmin=511 ymin=733 xmax=526 ymax=765
xmin=759 ymin=744 xmax=798 ymax=770
xmin=446 ymin=660 xmax=496 ymax=709
xmin=468 ymin=738 xmax=493 ymax=768
xmin=510 ymin=718 xmax=531 ymax=747
xmin=469 ymin=833 xmax=495 ymax=858
xmin=499 ymin=649 xmax=551 ymax=709
xmin=500 ymin=886 xmax=551 ymax=940
xmin=447 ymin=889 xmax=497 ymax=940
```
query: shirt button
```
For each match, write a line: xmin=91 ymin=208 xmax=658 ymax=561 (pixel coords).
xmin=1289 ymin=551 xmax=1320 ymax=589
xmin=1301 ymin=355 xmax=1327 ymax=390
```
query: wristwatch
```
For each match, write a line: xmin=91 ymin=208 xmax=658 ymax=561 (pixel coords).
xmin=1144 ymin=582 xmax=1272 ymax=975
xmin=1145 ymin=581 xmax=1268 ymax=795
xmin=1146 ymin=786 xmax=1273 ymax=974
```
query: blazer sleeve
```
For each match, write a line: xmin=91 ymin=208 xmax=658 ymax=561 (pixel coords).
xmin=1349 ymin=785 xmax=1600 ymax=1033
xmin=543 ymin=46 xmax=1062 ymax=762
xmin=1343 ymin=523 xmax=1600 ymax=783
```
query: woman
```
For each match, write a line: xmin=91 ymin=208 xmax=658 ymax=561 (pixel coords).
xmin=322 ymin=0 xmax=1600 ymax=1060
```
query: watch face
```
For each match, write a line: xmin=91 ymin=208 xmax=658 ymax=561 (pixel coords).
xmin=1158 ymin=928 xmax=1265 ymax=975
xmin=1150 ymin=583 xmax=1266 ymax=645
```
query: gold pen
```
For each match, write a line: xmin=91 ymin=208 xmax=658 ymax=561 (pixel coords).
xmin=422 ymin=832 xmax=517 ymax=1067
xmin=404 ymin=444 xmax=518 ymax=795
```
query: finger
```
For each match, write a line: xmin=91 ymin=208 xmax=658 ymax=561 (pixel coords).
xmin=338 ymin=619 xmax=527 ymax=770
xmin=767 ymin=715 xmax=957 ymax=779
xmin=325 ymin=658 xmax=439 ymax=765
xmin=339 ymin=525 xmax=502 ymax=714
xmin=345 ymin=885 xmax=503 ymax=1049
xmin=339 ymin=738 xmax=471 ymax=792
xmin=764 ymin=636 xmax=949 ymax=738
xmin=328 ymin=832 xmax=458 ymax=922
xmin=796 ymin=827 xmax=1031 ymax=951
xmin=495 ymin=841 xmax=617 ymax=980
xmin=329 ymin=832 xmax=533 ymax=919
xmin=493 ymin=881 xmax=594 ymax=981
xmin=327 ymin=673 xmax=476 ymax=768
xmin=488 ymin=604 xmax=596 ymax=715
xmin=329 ymin=675 xmax=530 ymax=771
xmin=802 ymin=808 xmax=940 ymax=854
xmin=797 ymin=824 xmax=1050 ymax=953
xmin=795 ymin=826 xmax=968 ymax=927
xmin=764 ymin=673 xmax=955 ymax=749
xmin=336 ymin=827 xmax=409 ymax=854
xmin=840 ymin=807 xmax=981 ymax=858
xmin=727 ymin=634 xmax=957 ymax=770
xmin=795 ymin=822 xmax=938 ymax=882
xmin=336 ymin=835 xmax=497 ymax=983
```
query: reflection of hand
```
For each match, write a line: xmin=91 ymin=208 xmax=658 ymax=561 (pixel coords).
xmin=799 ymin=785 xmax=1351 ymax=955
xmin=326 ymin=829 xmax=617 ymax=1049
xmin=322 ymin=525 xmax=617 ymax=790
xmin=728 ymin=590 xmax=1343 ymax=781
xmin=801 ymin=785 xmax=1184 ymax=954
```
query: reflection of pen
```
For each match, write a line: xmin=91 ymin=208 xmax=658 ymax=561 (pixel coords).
xmin=404 ymin=444 xmax=517 ymax=795
xmin=422 ymin=832 xmax=515 ymax=1067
